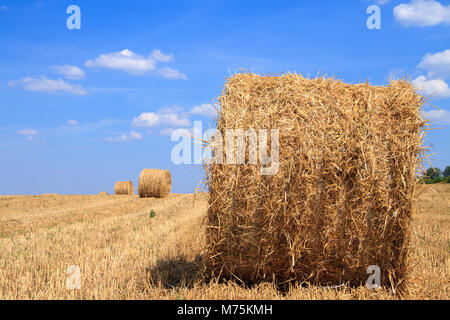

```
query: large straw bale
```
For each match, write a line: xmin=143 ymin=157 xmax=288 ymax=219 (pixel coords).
xmin=114 ymin=181 xmax=134 ymax=195
xmin=138 ymin=169 xmax=172 ymax=198
xmin=204 ymin=73 xmax=427 ymax=290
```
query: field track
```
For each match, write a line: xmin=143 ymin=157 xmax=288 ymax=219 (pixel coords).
xmin=0 ymin=186 xmax=448 ymax=299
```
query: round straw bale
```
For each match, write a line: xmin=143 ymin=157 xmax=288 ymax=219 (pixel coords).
xmin=114 ymin=181 xmax=134 ymax=195
xmin=99 ymin=192 xmax=109 ymax=196
xmin=138 ymin=169 xmax=171 ymax=198
xmin=204 ymin=73 xmax=426 ymax=290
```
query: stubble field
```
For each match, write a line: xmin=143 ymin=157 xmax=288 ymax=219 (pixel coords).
xmin=0 ymin=185 xmax=448 ymax=300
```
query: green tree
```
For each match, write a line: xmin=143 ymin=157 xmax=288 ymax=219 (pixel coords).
xmin=426 ymin=167 xmax=442 ymax=179
xmin=443 ymin=166 xmax=450 ymax=178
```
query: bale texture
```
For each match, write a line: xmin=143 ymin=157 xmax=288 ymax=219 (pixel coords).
xmin=114 ymin=181 xmax=134 ymax=195
xmin=138 ymin=169 xmax=172 ymax=198
xmin=205 ymin=73 xmax=427 ymax=290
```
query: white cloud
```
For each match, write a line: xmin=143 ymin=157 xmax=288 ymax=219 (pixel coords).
xmin=127 ymin=131 xmax=143 ymax=140
xmin=85 ymin=49 xmax=186 ymax=79
xmin=25 ymin=136 xmax=46 ymax=143
xmin=132 ymin=112 xmax=160 ymax=127
xmin=413 ymin=75 xmax=450 ymax=98
xmin=394 ymin=0 xmax=450 ymax=26
xmin=157 ymin=67 xmax=188 ymax=80
xmin=133 ymin=109 xmax=191 ymax=128
xmin=58 ymin=119 xmax=117 ymax=135
xmin=150 ymin=49 xmax=174 ymax=63
xmin=18 ymin=129 xmax=38 ymax=136
xmin=160 ymin=112 xmax=191 ymax=127
xmin=189 ymin=103 xmax=217 ymax=118
xmin=67 ymin=120 xmax=79 ymax=126
xmin=18 ymin=128 xmax=45 ymax=143
xmin=132 ymin=102 xmax=217 ymax=134
xmin=418 ymin=49 xmax=450 ymax=80
xmin=106 ymin=130 xmax=142 ymax=142
xmin=367 ymin=0 xmax=391 ymax=5
xmin=423 ymin=109 xmax=450 ymax=124
xmin=160 ymin=128 xmax=176 ymax=136
xmin=9 ymin=76 xmax=87 ymax=95
xmin=85 ymin=49 xmax=156 ymax=74
xmin=52 ymin=65 xmax=85 ymax=80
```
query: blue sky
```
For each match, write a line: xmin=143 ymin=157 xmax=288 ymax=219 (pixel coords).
xmin=0 ymin=0 xmax=449 ymax=195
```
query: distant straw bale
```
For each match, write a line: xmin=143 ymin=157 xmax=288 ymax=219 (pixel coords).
xmin=204 ymin=73 xmax=427 ymax=291
xmin=138 ymin=169 xmax=171 ymax=198
xmin=99 ymin=192 xmax=109 ymax=196
xmin=114 ymin=181 xmax=134 ymax=195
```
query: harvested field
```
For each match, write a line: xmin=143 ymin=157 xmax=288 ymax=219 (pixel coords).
xmin=0 ymin=185 xmax=448 ymax=300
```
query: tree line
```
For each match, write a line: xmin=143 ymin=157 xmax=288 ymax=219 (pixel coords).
xmin=420 ymin=166 xmax=450 ymax=184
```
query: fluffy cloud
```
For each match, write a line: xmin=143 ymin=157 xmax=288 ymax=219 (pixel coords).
xmin=157 ymin=67 xmax=188 ymax=80
xmin=52 ymin=65 xmax=85 ymax=80
xmin=423 ymin=109 xmax=450 ymax=124
xmin=189 ymin=103 xmax=217 ymax=118
xmin=18 ymin=128 xmax=38 ymax=136
xmin=150 ymin=49 xmax=174 ymax=63
xmin=132 ymin=103 xmax=216 ymax=134
xmin=132 ymin=112 xmax=160 ymax=127
xmin=106 ymin=131 xmax=142 ymax=142
xmin=413 ymin=75 xmax=450 ymax=98
xmin=133 ymin=112 xmax=190 ymax=128
xmin=85 ymin=49 xmax=156 ymax=74
xmin=418 ymin=49 xmax=450 ymax=80
xmin=85 ymin=49 xmax=186 ymax=79
xmin=67 ymin=120 xmax=79 ymax=126
xmin=160 ymin=112 xmax=191 ymax=127
xmin=18 ymin=128 xmax=45 ymax=143
xmin=9 ymin=76 xmax=87 ymax=95
xmin=133 ymin=108 xmax=191 ymax=128
xmin=394 ymin=0 xmax=450 ymax=26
